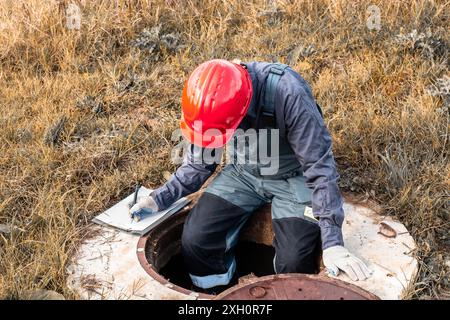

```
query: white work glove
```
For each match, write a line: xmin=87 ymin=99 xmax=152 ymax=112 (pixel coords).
xmin=323 ymin=245 xmax=373 ymax=281
xmin=128 ymin=196 xmax=159 ymax=221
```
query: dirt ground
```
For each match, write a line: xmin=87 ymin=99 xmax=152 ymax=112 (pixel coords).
xmin=0 ymin=0 xmax=448 ymax=299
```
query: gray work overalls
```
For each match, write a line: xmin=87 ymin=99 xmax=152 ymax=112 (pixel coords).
xmin=181 ymin=64 xmax=321 ymax=290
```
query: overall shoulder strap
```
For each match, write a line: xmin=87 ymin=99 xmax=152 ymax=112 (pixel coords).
xmin=263 ymin=64 xmax=325 ymax=130
xmin=261 ymin=63 xmax=289 ymax=137
xmin=263 ymin=63 xmax=289 ymax=116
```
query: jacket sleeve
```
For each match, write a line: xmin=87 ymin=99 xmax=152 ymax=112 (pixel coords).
xmin=284 ymin=93 xmax=345 ymax=249
xmin=151 ymin=144 xmax=220 ymax=210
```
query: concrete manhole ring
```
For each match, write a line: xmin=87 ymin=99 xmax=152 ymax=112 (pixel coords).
xmin=67 ymin=196 xmax=418 ymax=300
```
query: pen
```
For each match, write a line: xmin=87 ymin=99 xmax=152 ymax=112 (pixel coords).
xmin=130 ymin=183 xmax=141 ymax=222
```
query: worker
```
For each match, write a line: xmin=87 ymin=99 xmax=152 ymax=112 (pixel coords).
xmin=129 ymin=59 xmax=372 ymax=293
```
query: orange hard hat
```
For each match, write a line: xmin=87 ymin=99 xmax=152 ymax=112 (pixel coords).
xmin=180 ymin=59 xmax=253 ymax=148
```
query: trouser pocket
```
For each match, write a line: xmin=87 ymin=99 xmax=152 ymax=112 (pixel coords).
xmin=286 ymin=174 xmax=312 ymax=205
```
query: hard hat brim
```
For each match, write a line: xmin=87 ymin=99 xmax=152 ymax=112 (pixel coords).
xmin=180 ymin=119 xmax=237 ymax=149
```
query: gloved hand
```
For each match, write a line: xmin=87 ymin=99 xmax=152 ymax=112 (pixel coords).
xmin=128 ymin=195 xmax=159 ymax=221
xmin=323 ymin=245 xmax=373 ymax=281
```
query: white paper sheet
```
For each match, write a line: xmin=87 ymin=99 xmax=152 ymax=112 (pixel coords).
xmin=92 ymin=186 xmax=190 ymax=235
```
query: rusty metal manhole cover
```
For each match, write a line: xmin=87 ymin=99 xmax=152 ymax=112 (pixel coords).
xmin=215 ymin=274 xmax=380 ymax=300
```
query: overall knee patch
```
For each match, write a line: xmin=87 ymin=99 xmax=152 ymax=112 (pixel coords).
xmin=181 ymin=192 xmax=250 ymax=288
xmin=272 ymin=217 xmax=321 ymax=274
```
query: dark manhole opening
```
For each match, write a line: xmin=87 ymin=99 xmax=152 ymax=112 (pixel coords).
xmin=159 ymin=241 xmax=276 ymax=291
xmin=143 ymin=206 xmax=277 ymax=294
xmin=140 ymin=206 xmax=379 ymax=300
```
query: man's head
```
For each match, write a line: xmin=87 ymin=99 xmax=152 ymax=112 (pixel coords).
xmin=180 ymin=59 xmax=253 ymax=148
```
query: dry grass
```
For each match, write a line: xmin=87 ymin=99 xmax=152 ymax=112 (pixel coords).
xmin=0 ymin=0 xmax=448 ymax=299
